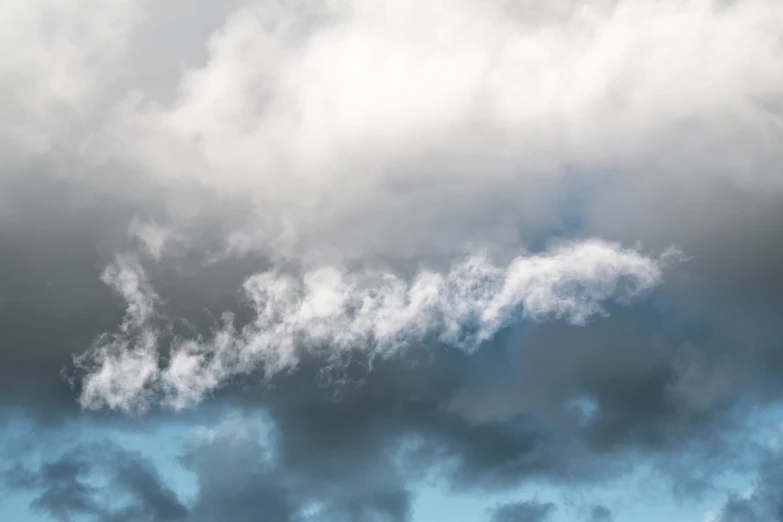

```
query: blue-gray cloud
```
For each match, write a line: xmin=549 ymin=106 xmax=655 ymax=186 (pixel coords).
xmin=3 ymin=442 xmax=186 ymax=522
xmin=490 ymin=499 xmax=556 ymax=522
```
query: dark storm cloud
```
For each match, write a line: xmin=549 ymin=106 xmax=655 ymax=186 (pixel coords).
xmin=181 ymin=422 xmax=298 ymax=522
xmin=1 ymin=411 xmax=414 ymax=522
xmin=0 ymin=173 xmax=134 ymax=417
xmin=181 ymin=415 xmax=412 ymax=522
xmin=3 ymin=442 xmax=186 ymax=522
xmin=490 ymin=499 xmax=556 ymax=522
xmin=451 ymin=304 xmax=741 ymax=452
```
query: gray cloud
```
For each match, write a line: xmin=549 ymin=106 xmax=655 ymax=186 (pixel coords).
xmin=1 ymin=413 xmax=413 ymax=522
xmin=182 ymin=414 xmax=412 ymax=522
xmin=490 ymin=499 xmax=556 ymax=522
xmin=3 ymin=442 xmax=187 ymax=522
xmin=714 ymin=445 xmax=783 ymax=522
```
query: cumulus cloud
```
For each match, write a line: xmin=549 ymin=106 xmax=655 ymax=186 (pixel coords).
xmin=76 ymin=240 xmax=673 ymax=412
xmin=97 ymin=0 xmax=781 ymax=264
xmin=2 ymin=0 xmax=780 ymax=263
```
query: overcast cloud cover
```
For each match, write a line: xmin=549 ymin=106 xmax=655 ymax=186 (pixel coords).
xmin=1 ymin=0 xmax=782 ymax=521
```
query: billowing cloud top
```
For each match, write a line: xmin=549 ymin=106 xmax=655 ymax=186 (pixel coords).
xmin=5 ymin=0 xmax=782 ymax=261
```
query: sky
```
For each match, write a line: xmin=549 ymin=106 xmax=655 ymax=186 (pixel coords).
xmin=1 ymin=0 xmax=783 ymax=521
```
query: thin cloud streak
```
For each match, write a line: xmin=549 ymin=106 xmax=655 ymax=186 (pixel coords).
xmin=77 ymin=240 xmax=675 ymax=412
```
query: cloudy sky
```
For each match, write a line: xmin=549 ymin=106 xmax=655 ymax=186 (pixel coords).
xmin=1 ymin=0 xmax=783 ymax=521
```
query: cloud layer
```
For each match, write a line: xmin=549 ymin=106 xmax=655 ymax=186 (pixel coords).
xmin=4 ymin=0 xmax=782 ymax=262
xmin=1 ymin=0 xmax=783 ymax=521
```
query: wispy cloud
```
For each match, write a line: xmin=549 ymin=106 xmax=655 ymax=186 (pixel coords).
xmin=77 ymin=240 xmax=675 ymax=412
xmin=75 ymin=256 xmax=160 ymax=413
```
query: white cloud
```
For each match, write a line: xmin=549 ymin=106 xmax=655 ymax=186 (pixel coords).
xmin=75 ymin=256 xmax=160 ymax=413
xmin=83 ymin=0 xmax=783 ymax=262
xmin=0 ymin=0 xmax=137 ymax=155
xmin=128 ymin=218 xmax=184 ymax=261
xmin=77 ymin=240 xmax=675 ymax=411
xmin=2 ymin=0 xmax=781 ymax=264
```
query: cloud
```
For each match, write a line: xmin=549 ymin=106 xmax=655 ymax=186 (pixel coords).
xmin=129 ymin=218 xmax=185 ymax=261
xmin=0 ymin=0 xmax=783 ymax=520
xmin=180 ymin=415 xmax=299 ymax=522
xmin=3 ymin=441 xmax=187 ymax=522
xmin=75 ymin=239 xmax=673 ymax=412
xmin=713 ymin=444 xmax=783 ymax=522
xmin=0 ymin=0 xmax=141 ymax=163
xmin=1 ymin=412 xmax=411 ymax=522
xmin=587 ymin=504 xmax=613 ymax=522
xmin=75 ymin=255 xmax=161 ymax=413
xmin=490 ymin=499 xmax=556 ymax=522
xmin=3 ymin=0 xmax=781 ymax=263
xmin=181 ymin=413 xmax=412 ymax=522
